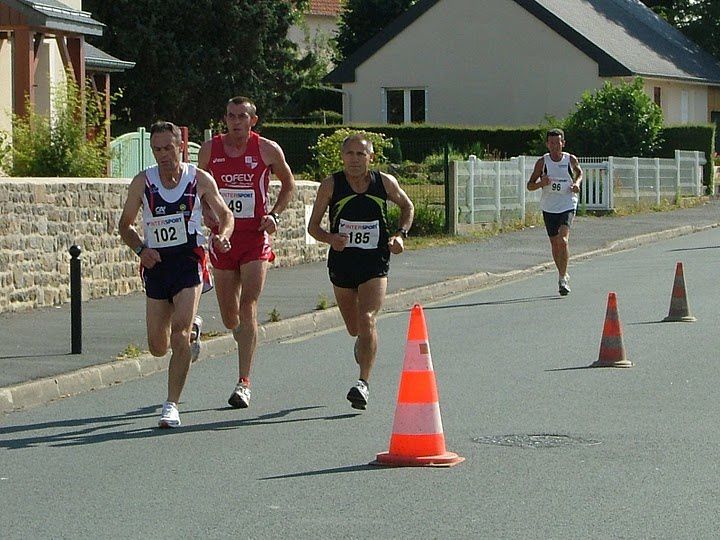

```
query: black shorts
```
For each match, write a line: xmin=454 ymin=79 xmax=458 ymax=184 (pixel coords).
xmin=141 ymin=252 xmax=203 ymax=301
xmin=328 ymin=250 xmax=389 ymax=289
xmin=543 ymin=210 xmax=575 ymax=237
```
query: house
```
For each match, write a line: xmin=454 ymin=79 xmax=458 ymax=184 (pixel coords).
xmin=0 ymin=0 xmax=133 ymax=143
xmin=288 ymin=0 xmax=342 ymax=58
xmin=324 ymin=0 xmax=720 ymax=132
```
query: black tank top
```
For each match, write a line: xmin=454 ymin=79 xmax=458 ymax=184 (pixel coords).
xmin=327 ymin=170 xmax=391 ymax=270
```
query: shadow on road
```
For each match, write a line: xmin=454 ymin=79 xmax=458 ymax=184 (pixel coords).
xmin=544 ymin=366 xmax=595 ymax=372
xmin=667 ymin=245 xmax=720 ymax=252
xmin=410 ymin=295 xmax=561 ymax=312
xmin=0 ymin=405 xmax=359 ymax=450
xmin=0 ymin=352 xmax=74 ymax=360
xmin=260 ymin=463 xmax=380 ymax=480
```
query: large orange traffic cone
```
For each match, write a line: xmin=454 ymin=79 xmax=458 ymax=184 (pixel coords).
xmin=372 ymin=304 xmax=464 ymax=467
xmin=662 ymin=262 xmax=696 ymax=322
xmin=591 ymin=292 xmax=632 ymax=368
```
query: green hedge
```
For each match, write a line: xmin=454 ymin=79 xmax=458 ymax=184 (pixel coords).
xmin=258 ymin=123 xmax=542 ymax=174
xmin=657 ymin=125 xmax=715 ymax=192
xmin=259 ymin=123 xmax=715 ymax=190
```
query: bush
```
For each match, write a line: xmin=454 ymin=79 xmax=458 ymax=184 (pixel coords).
xmin=528 ymin=115 xmax=565 ymax=156
xmin=0 ymin=74 xmax=111 ymax=176
xmin=388 ymin=199 xmax=444 ymax=236
xmin=563 ymin=78 xmax=663 ymax=157
xmin=386 ymin=137 xmax=403 ymax=164
xmin=310 ymin=128 xmax=392 ymax=179
xmin=259 ymin=123 xmax=542 ymax=173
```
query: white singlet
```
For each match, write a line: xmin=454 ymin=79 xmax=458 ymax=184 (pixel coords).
xmin=540 ymin=153 xmax=578 ymax=214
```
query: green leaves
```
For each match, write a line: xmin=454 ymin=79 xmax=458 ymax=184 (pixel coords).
xmin=84 ymin=0 xmax=311 ymax=138
xmin=310 ymin=128 xmax=392 ymax=179
xmin=334 ymin=0 xmax=418 ymax=62
xmin=563 ymin=78 xmax=664 ymax=157
xmin=0 ymin=75 xmax=111 ymax=176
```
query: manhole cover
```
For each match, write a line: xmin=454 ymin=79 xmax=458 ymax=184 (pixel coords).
xmin=472 ymin=434 xmax=601 ymax=449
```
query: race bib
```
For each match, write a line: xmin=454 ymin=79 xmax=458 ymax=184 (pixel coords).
xmin=549 ymin=179 xmax=569 ymax=193
xmin=339 ymin=219 xmax=380 ymax=250
xmin=146 ymin=214 xmax=187 ymax=248
xmin=220 ymin=188 xmax=255 ymax=219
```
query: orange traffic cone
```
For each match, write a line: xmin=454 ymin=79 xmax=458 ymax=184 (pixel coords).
xmin=662 ymin=262 xmax=696 ymax=322
xmin=591 ymin=292 xmax=632 ymax=368
xmin=372 ymin=304 xmax=464 ymax=467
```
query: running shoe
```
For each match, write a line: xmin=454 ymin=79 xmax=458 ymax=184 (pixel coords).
xmin=346 ymin=379 xmax=369 ymax=410
xmin=158 ymin=401 xmax=181 ymax=428
xmin=190 ymin=315 xmax=202 ymax=363
xmin=228 ymin=381 xmax=251 ymax=409
xmin=559 ymin=275 xmax=571 ymax=296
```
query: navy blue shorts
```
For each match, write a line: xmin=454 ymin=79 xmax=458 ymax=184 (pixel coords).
xmin=141 ymin=253 xmax=204 ymax=301
xmin=543 ymin=210 xmax=575 ymax=237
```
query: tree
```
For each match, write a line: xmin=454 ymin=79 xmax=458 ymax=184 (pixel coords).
xmin=0 ymin=75 xmax=110 ymax=176
xmin=84 ymin=0 xmax=311 ymax=138
xmin=641 ymin=0 xmax=720 ymax=62
xmin=334 ymin=0 xmax=417 ymax=63
xmin=563 ymin=78 xmax=664 ymax=157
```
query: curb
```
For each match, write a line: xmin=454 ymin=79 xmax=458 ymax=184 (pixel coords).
xmin=2 ymin=222 xmax=717 ymax=415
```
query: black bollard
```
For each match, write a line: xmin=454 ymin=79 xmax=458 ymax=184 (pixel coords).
xmin=69 ymin=245 xmax=82 ymax=354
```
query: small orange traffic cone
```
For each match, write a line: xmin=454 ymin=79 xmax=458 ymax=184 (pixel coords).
xmin=372 ymin=304 xmax=464 ymax=467
xmin=662 ymin=262 xmax=696 ymax=322
xmin=591 ymin=292 xmax=632 ymax=368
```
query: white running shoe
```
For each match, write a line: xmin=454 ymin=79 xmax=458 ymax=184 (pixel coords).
xmin=559 ymin=275 xmax=571 ymax=296
xmin=158 ymin=401 xmax=181 ymax=428
xmin=190 ymin=315 xmax=202 ymax=363
xmin=228 ymin=381 xmax=251 ymax=409
xmin=346 ymin=379 xmax=369 ymax=410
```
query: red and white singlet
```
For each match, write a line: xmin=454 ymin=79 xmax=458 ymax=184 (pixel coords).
xmin=207 ymin=132 xmax=272 ymax=233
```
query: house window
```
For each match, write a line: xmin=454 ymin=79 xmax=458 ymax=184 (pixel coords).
xmin=653 ymin=87 xmax=661 ymax=106
xmin=384 ymin=88 xmax=426 ymax=124
xmin=681 ymin=91 xmax=689 ymax=123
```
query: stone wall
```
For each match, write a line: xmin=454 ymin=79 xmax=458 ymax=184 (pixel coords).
xmin=0 ymin=178 xmax=326 ymax=313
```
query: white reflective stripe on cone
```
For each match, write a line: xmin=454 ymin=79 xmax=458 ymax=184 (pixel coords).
xmin=402 ymin=339 xmax=434 ymax=371
xmin=391 ymin=402 xmax=444 ymax=435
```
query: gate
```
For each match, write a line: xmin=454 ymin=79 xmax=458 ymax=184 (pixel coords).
xmin=110 ymin=127 xmax=199 ymax=178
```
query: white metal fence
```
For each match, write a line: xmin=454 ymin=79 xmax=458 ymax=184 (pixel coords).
xmin=449 ymin=150 xmax=705 ymax=233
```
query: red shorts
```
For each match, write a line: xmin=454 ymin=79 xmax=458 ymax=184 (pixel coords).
xmin=210 ymin=230 xmax=275 ymax=270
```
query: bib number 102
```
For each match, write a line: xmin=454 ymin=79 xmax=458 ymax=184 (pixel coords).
xmin=153 ymin=227 xmax=178 ymax=243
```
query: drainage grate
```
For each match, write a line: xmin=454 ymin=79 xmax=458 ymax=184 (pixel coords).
xmin=472 ymin=434 xmax=601 ymax=449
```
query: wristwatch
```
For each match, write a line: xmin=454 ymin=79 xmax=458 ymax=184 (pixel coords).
xmin=133 ymin=244 xmax=145 ymax=257
xmin=396 ymin=228 xmax=408 ymax=239
xmin=270 ymin=212 xmax=281 ymax=224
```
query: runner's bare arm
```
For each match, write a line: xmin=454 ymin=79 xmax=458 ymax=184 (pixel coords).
xmin=259 ymin=138 xmax=295 ymax=233
xmin=570 ymin=155 xmax=583 ymax=192
xmin=197 ymin=139 xmax=212 ymax=171
xmin=196 ymin=169 xmax=234 ymax=253
xmin=381 ymin=172 xmax=414 ymax=254
xmin=118 ymin=173 xmax=161 ymax=268
xmin=527 ymin=158 xmax=548 ymax=191
xmin=308 ymin=175 xmax=348 ymax=251
xmin=197 ymin=140 xmax=220 ymax=228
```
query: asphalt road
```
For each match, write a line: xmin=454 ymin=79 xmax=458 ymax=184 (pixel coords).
xmin=2 ymin=227 xmax=720 ymax=538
